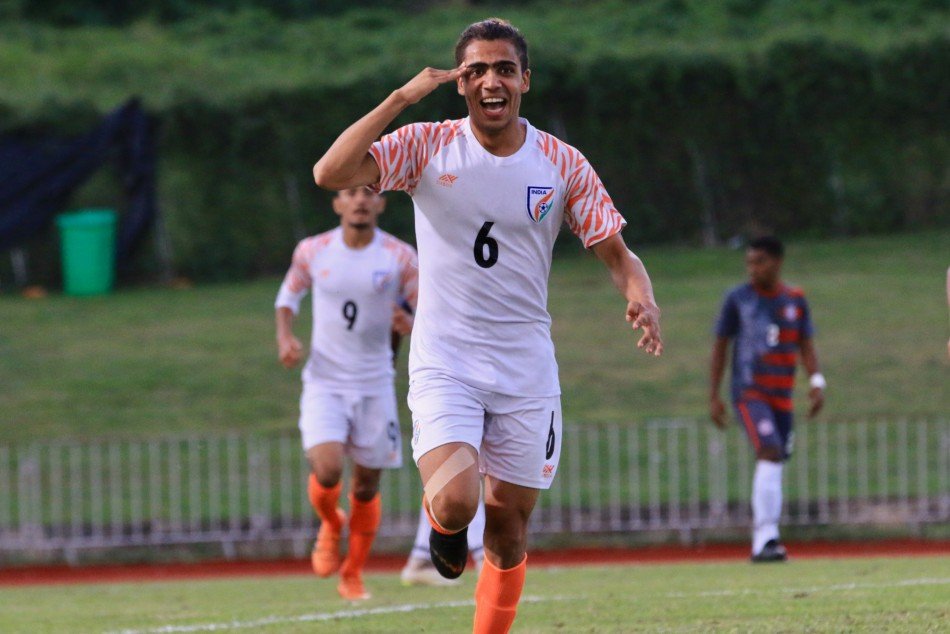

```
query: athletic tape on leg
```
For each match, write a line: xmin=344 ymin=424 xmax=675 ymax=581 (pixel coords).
xmin=423 ymin=447 xmax=476 ymax=508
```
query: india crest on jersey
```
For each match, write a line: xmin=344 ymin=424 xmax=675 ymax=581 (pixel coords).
xmin=372 ymin=270 xmax=392 ymax=292
xmin=526 ymin=185 xmax=555 ymax=223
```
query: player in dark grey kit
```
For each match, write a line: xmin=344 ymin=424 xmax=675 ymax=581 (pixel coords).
xmin=709 ymin=236 xmax=825 ymax=562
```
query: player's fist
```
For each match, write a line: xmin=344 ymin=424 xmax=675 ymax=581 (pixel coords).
xmin=278 ymin=335 xmax=303 ymax=369
xmin=394 ymin=65 xmax=467 ymax=106
xmin=392 ymin=303 xmax=414 ymax=336
xmin=709 ymin=396 xmax=728 ymax=429
xmin=626 ymin=301 xmax=663 ymax=356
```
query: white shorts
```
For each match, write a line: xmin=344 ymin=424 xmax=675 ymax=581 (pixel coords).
xmin=299 ymin=383 xmax=402 ymax=470
xmin=408 ymin=372 xmax=562 ymax=489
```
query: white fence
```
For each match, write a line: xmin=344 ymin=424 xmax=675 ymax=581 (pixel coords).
xmin=1 ymin=419 xmax=947 ymax=558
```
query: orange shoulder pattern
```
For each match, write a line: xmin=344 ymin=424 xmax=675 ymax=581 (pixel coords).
xmin=284 ymin=230 xmax=334 ymax=294
xmin=370 ymin=119 xmax=465 ymax=195
xmin=536 ymin=130 xmax=625 ymax=248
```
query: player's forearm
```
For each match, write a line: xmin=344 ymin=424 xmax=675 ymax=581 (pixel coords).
xmin=595 ymin=237 xmax=657 ymax=308
xmin=800 ymin=338 xmax=821 ymax=376
xmin=275 ymin=307 xmax=296 ymax=342
xmin=312 ymin=91 xmax=409 ymax=189
xmin=611 ymin=249 xmax=656 ymax=306
xmin=709 ymin=339 xmax=728 ymax=399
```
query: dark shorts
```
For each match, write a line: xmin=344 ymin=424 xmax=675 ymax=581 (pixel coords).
xmin=734 ymin=399 xmax=794 ymax=460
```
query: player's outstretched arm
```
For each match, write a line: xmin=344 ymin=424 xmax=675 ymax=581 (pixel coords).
xmin=312 ymin=65 xmax=467 ymax=191
xmin=592 ymin=233 xmax=663 ymax=357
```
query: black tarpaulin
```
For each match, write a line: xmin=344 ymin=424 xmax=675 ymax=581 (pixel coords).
xmin=0 ymin=99 xmax=157 ymax=267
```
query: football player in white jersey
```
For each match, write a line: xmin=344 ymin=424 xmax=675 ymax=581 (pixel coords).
xmin=275 ymin=186 xmax=418 ymax=601
xmin=312 ymin=18 xmax=662 ymax=632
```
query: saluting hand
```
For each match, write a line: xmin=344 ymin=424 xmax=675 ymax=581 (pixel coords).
xmin=626 ymin=301 xmax=663 ymax=357
xmin=395 ymin=64 xmax=467 ymax=106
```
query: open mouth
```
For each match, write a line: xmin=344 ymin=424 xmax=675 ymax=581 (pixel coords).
xmin=480 ymin=97 xmax=507 ymax=115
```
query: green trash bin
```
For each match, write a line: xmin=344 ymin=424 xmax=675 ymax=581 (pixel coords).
xmin=56 ymin=209 xmax=117 ymax=296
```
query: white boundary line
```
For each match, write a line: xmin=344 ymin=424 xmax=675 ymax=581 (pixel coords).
xmin=103 ymin=577 xmax=949 ymax=634
xmin=664 ymin=577 xmax=950 ymax=598
xmin=105 ymin=596 xmax=561 ymax=634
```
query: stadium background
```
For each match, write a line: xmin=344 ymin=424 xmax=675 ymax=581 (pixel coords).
xmin=0 ymin=1 xmax=948 ymax=631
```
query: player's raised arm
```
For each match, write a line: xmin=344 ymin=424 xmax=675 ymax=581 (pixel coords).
xmin=592 ymin=233 xmax=663 ymax=357
xmin=312 ymin=65 xmax=466 ymax=191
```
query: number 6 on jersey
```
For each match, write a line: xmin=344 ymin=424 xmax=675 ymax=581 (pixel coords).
xmin=474 ymin=221 xmax=498 ymax=268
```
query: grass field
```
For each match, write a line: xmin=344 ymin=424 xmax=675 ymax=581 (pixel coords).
xmin=0 ymin=556 xmax=947 ymax=633
xmin=0 ymin=232 xmax=947 ymax=444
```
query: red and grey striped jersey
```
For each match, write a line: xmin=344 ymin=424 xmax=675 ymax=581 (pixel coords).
xmin=715 ymin=283 xmax=815 ymax=411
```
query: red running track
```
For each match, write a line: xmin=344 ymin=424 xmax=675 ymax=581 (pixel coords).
xmin=1 ymin=540 xmax=947 ymax=587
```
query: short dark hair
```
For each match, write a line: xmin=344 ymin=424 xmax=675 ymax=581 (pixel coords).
xmin=748 ymin=235 xmax=784 ymax=258
xmin=454 ymin=18 xmax=529 ymax=71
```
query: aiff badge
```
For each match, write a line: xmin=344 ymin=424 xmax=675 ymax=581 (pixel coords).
xmin=526 ymin=185 xmax=555 ymax=223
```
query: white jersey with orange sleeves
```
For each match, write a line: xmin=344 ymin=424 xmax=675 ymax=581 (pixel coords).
xmin=275 ymin=226 xmax=418 ymax=394
xmin=370 ymin=117 xmax=626 ymax=397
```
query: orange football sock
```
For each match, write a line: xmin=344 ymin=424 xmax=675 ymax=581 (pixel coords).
xmin=340 ymin=493 xmax=381 ymax=579
xmin=307 ymin=475 xmax=343 ymax=532
xmin=423 ymin=495 xmax=460 ymax=535
xmin=473 ymin=554 xmax=527 ymax=634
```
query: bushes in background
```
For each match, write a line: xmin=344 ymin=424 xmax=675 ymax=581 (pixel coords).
xmin=1 ymin=1 xmax=947 ymax=281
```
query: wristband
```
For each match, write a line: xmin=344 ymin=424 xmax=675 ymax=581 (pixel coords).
xmin=809 ymin=373 xmax=826 ymax=390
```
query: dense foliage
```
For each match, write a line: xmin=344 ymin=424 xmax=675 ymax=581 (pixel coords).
xmin=1 ymin=0 xmax=947 ymax=281
xmin=5 ymin=0 xmax=455 ymax=25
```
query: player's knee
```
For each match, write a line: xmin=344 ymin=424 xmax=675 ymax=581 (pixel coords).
xmin=306 ymin=447 xmax=344 ymax=486
xmin=483 ymin=524 xmax=528 ymax=568
xmin=430 ymin=492 xmax=478 ymax=532
xmin=313 ymin=470 xmax=342 ymax=488
xmin=350 ymin=486 xmax=378 ymax=502
xmin=350 ymin=474 xmax=381 ymax=502
xmin=309 ymin=461 xmax=343 ymax=488
xmin=482 ymin=504 xmax=530 ymax=566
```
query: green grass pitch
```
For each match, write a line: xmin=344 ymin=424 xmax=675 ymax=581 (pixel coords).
xmin=1 ymin=556 xmax=947 ymax=632
xmin=0 ymin=231 xmax=947 ymax=444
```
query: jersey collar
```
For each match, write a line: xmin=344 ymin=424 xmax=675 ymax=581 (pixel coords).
xmin=463 ymin=116 xmax=537 ymax=165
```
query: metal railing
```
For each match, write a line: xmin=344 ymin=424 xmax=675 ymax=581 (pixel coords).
xmin=1 ymin=419 xmax=947 ymax=557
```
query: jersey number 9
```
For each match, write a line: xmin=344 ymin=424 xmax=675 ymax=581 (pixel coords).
xmin=343 ymin=300 xmax=358 ymax=330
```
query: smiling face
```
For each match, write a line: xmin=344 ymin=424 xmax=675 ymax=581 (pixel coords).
xmin=457 ymin=38 xmax=530 ymax=138
xmin=332 ymin=186 xmax=385 ymax=230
